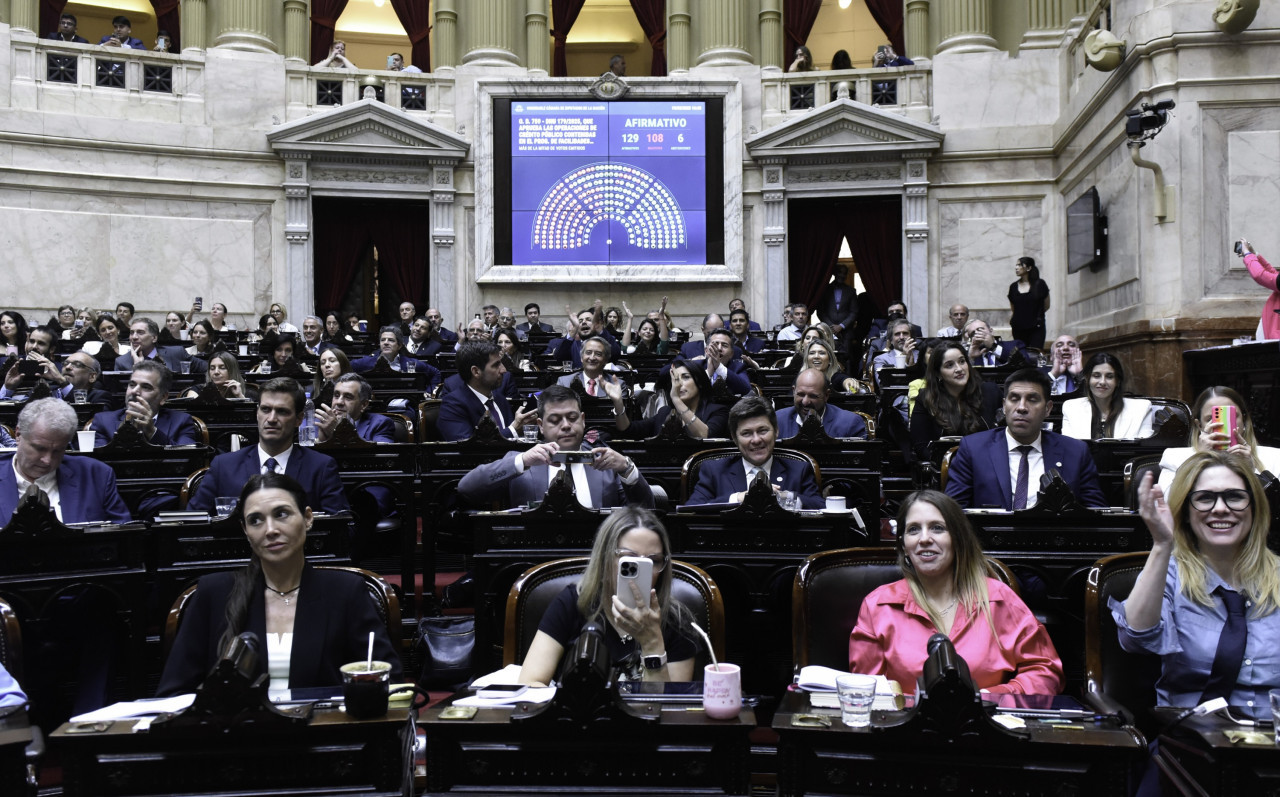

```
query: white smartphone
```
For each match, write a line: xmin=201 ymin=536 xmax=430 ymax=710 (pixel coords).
xmin=615 ymin=556 xmax=653 ymax=610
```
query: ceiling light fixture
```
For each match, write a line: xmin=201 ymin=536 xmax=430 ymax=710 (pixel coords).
xmin=838 ymin=0 xmax=852 ymax=8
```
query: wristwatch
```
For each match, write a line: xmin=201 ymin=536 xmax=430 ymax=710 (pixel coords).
xmin=642 ymin=650 xmax=667 ymax=671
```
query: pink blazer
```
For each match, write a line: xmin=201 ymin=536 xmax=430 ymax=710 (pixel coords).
xmin=848 ymin=578 xmax=1063 ymax=695
xmin=1244 ymin=253 xmax=1279 ymax=340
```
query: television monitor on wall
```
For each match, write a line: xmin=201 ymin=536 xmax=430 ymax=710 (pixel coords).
xmin=493 ymin=97 xmax=725 ymax=268
xmin=1066 ymin=186 xmax=1107 ymax=273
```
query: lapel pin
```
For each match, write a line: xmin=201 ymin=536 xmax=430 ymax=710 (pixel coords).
xmin=1055 ymin=461 xmax=1063 ymax=467
xmin=776 ymin=476 xmax=784 ymax=482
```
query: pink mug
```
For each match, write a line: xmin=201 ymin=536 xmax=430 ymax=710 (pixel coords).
xmin=703 ymin=663 xmax=742 ymax=720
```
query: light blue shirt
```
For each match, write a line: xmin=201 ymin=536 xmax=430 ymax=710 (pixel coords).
xmin=0 ymin=661 xmax=27 ymax=707
xmin=1111 ymin=559 xmax=1280 ymax=718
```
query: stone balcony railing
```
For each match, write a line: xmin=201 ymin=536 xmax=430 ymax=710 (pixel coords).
xmin=11 ymin=36 xmax=204 ymax=122
xmin=283 ymin=63 xmax=454 ymax=127
xmin=761 ymin=66 xmax=933 ymax=129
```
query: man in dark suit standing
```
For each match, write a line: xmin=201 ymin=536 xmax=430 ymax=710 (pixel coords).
xmin=945 ymin=368 xmax=1105 ymax=510
xmin=0 ymin=399 xmax=130 ymax=527
xmin=817 ymin=264 xmax=858 ymax=360
xmin=90 ymin=360 xmax=199 ymax=447
xmin=437 ymin=342 xmax=536 ymax=441
xmin=686 ymin=395 xmax=824 ymax=509
xmin=188 ymin=378 xmax=350 ymax=514
xmin=315 ymin=374 xmax=396 ymax=443
xmin=115 ymin=317 xmax=203 ymax=374
xmin=515 ymin=302 xmax=554 ymax=335
xmin=776 ymin=369 xmax=867 ymax=439
xmin=458 ymin=385 xmax=653 ymax=509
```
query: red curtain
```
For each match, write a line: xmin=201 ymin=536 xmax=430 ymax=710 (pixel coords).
xmin=39 ymin=0 xmax=69 ymax=38
xmin=628 ymin=0 xmax=666 ymax=77
xmin=370 ymin=204 xmax=431 ymax=312
xmin=310 ymin=0 xmax=351 ymax=66
xmin=783 ymin=0 xmax=823 ymax=64
xmin=787 ymin=196 xmax=903 ymax=314
xmin=150 ymin=0 xmax=181 ymax=51
xmin=312 ymin=200 xmax=373 ymax=311
xmin=550 ymin=0 xmax=587 ymax=77
xmin=389 ymin=0 xmax=431 ymax=72
xmin=863 ymin=0 xmax=905 ymax=55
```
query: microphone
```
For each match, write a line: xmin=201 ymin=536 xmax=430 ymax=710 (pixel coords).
xmin=920 ymin=632 xmax=976 ymax=697
xmin=220 ymin=631 xmax=261 ymax=683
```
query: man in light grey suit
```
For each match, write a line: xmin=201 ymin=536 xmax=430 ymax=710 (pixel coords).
xmin=457 ymin=384 xmax=653 ymax=509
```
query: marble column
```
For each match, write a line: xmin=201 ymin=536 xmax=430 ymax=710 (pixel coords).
xmin=1021 ymin=0 xmax=1064 ymax=49
xmin=430 ymin=165 xmax=458 ymax=335
xmin=761 ymin=160 xmax=788 ymax=314
xmin=9 ymin=0 xmax=36 ymax=33
xmin=181 ymin=0 xmax=208 ymax=51
xmin=935 ymin=0 xmax=998 ymax=54
xmin=667 ymin=0 xmax=691 ymax=73
xmin=525 ymin=0 xmax=549 ymax=74
xmin=902 ymin=159 xmax=931 ymax=330
xmin=435 ymin=0 xmax=458 ymax=70
xmin=461 ymin=0 xmax=518 ymax=67
xmin=282 ymin=155 xmax=314 ymax=327
xmin=905 ymin=0 xmax=930 ymax=61
xmin=212 ymin=0 xmax=277 ymax=53
xmin=758 ymin=0 xmax=782 ymax=70
xmin=281 ymin=0 xmax=308 ymax=61
xmin=696 ymin=0 xmax=752 ymax=67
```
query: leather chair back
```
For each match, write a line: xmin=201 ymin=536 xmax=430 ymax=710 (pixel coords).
xmin=792 ymin=547 xmax=1019 ymax=671
xmin=1123 ymin=454 xmax=1163 ymax=509
xmin=0 ymin=597 xmax=22 ymax=684
xmin=1084 ymin=552 xmax=1160 ymax=714
xmin=680 ymin=446 xmax=822 ymax=503
xmin=162 ymin=565 xmax=400 ymax=664
xmin=503 ymin=557 xmax=724 ymax=671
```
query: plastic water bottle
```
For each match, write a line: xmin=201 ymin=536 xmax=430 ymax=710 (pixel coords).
xmin=300 ymin=393 xmax=316 ymax=446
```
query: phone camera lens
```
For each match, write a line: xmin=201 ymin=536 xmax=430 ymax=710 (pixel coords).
xmin=621 ymin=562 xmax=635 ymax=577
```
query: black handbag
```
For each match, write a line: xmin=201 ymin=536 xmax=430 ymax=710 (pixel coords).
xmin=415 ymin=616 xmax=475 ymax=690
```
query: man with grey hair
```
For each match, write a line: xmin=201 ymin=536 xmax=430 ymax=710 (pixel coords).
xmin=0 ymin=398 xmax=131 ymax=526
xmin=300 ymin=315 xmax=334 ymax=357
xmin=58 ymin=351 xmax=110 ymax=404
xmin=115 ymin=316 xmax=202 ymax=374
xmin=315 ymin=374 xmax=396 ymax=444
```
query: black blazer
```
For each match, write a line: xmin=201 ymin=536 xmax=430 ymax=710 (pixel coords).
xmin=621 ymin=401 xmax=729 ymax=439
xmin=908 ymin=380 xmax=1002 ymax=462
xmin=157 ymin=564 xmax=401 ymax=696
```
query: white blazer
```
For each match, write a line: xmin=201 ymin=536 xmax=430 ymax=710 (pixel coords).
xmin=1158 ymin=445 xmax=1280 ymax=494
xmin=1060 ymin=396 xmax=1154 ymax=441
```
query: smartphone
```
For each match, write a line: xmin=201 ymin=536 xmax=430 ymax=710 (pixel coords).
xmin=386 ymin=55 xmax=397 ymax=69
xmin=18 ymin=360 xmax=42 ymax=376
xmin=1212 ymin=405 xmax=1239 ymax=449
xmin=194 ymin=296 xmax=203 ymax=311
xmin=476 ymin=684 xmax=528 ymax=699
xmin=553 ymin=450 xmax=596 ymax=465
xmin=615 ymin=555 xmax=653 ymax=611
xmin=74 ymin=319 xmax=84 ymax=328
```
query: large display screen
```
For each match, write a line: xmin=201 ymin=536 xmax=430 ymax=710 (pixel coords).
xmin=493 ymin=98 xmax=724 ymax=268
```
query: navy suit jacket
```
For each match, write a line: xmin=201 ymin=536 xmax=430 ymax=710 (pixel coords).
xmin=404 ymin=337 xmax=442 ymax=358
xmin=817 ymin=283 xmax=858 ymax=331
xmin=91 ymin=407 xmax=200 ymax=447
xmin=776 ymin=404 xmax=867 ymax=439
xmin=440 ymin=372 xmax=519 ymax=402
xmin=188 ymin=445 xmax=350 ymax=514
xmin=733 ymin=336 xmax=766 ymax=355
xmin=944 ymin=428 xmax=1106 ymax=510
xmin=516 ymin=321 xmax=555 ymax=335
xmin=458 ymin=447 xmax=654 ymax=509
xmin=115 ymin=346 xmax=202 ymax=374
xmin=0 ymin=454 xmax=131 ymax=527
xmin=354 ymin=413 xmax=397 ymax=443
xmin=350 ymin=354 xmax=441 ymax=390
xmin=971 ymin=340 xmax=1027 ymax=367
xmin=437 ymin=386 xmax=516 ymax=441
xmin=156 ymin=564 xmax=400 ymax=696
xmin=687 ymin=455 xmax=824 ymax=509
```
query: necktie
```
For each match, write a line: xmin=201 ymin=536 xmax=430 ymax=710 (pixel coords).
xmin=1201 ymin=587 xmax=1249 ymax=703
xmin=485 ymin=398 xmax=504 ymax=428
xmin=1012 ymin=445 xmax=1032 ymax=510
xmin=587 ymin=378 xmax=596 ymax=397
xmin=747 ymin=467 xmax=761 ymax=486
xmin=264 ymin=457 xmax=279 ymax=474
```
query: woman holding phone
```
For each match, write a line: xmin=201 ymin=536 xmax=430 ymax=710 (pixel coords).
xmin=517 ymin=507 xmax=696 ymax=686
xmin=1157 ymin=386 xmax=1280 ymax=493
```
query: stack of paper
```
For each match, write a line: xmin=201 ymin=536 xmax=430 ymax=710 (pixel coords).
xmin=796 ymin=665 xmax=904 ymax=711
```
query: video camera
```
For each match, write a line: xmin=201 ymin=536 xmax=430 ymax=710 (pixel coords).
xmin=1125 ymin=99 xmax=1175 ymax=141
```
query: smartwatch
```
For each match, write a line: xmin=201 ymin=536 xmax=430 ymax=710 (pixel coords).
xmin=642 ymin=651 xmax=667 ymax=671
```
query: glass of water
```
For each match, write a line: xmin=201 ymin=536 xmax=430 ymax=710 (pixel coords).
xmin=214 ymin=497 xmax=236 ymax=518
xmin=835 ymin=674 xmax=877 ymax=728
xmin=522 ymin=424 xmax=539 ymax=442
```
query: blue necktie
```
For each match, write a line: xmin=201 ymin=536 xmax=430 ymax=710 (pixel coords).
xmin=1012 ymin=445 xmax=1032 ymax=510
xmin=1201 ymin=586 xmax=1248 ymax=704
xmin=264 ymin=457 xmax=279 ymax=474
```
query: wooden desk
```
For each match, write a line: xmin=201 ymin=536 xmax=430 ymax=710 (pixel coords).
xmin=773 ymin=690 xmax=1144 ymax=796
xmin=53 ymin=707 xmax=413 ymax=797
xmin=421 ymin=693 xmax=753 ymax=795
xmin=1155 ymin=707 xmax=1280 ymax=796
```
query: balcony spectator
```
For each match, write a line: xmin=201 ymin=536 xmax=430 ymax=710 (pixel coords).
xmin=154 ymin=30 xmax=172 ymax=53
xmin=46 ymin=13 xmax=87 ymax=43
xmin=315 ymin=40 xmax=356 ymax=69
xmin=788 ymin=45 xmax=814 ymax=73
xmin=831 ymin=50 xmax=852 ymax=70
xmin=872 ymin=44 xmax=914 ymax=67
xmin=100 ymin=16 xmax=146 ymax=50
xmin=609 ymin=54 xmax=626 ymax=77
xmin=388 ymin=52 xmax=422 ymax=73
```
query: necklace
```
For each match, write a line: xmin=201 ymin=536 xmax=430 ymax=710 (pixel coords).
xmin=265 ymin=582 xmax=301 ymax=606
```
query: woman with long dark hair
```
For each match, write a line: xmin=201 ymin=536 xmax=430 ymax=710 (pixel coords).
xmin=157 ymin=473 xmax=400 ymax=695
xmin=908 ymin=341 xmax=1002 ymax=462
xmin=605 ymin=358 xmax=728 ymax=439
xmin=517 ymin=507 xmax=696 ymax=686
xmin=1008 ymin=256 xmax=1050 ymax=350
xmin=1060 ymin=352 xmax=1153 ymax=440
xmin=0 ymin=311 xmax=28 ymax=363
xmin=186 ymin=319 xmax=218 ymax=360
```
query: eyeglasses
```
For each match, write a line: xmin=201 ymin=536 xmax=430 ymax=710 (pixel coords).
xmin=615 ymin=550 xmax=668 ymax=569
xmin=1188 ymin=489 xmax=1251 ymax=512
